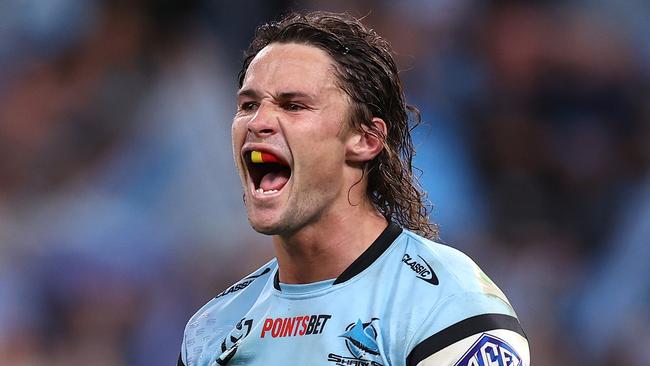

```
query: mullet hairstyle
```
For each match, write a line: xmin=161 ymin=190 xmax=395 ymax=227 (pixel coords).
xmin=238 ymin=11 xmax=438 ymax=240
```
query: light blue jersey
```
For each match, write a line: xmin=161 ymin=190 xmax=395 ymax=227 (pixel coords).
xmin=179 ymin=224 xmax=530 ymax=366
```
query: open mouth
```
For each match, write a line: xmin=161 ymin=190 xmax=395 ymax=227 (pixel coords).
xmin=245 ymin=150 xmax=291 ymax=195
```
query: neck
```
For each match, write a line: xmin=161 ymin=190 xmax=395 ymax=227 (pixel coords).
xmin=273 ymin=203 xmax=388 ymax=284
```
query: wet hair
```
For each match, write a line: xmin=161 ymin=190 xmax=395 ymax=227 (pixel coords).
xmin=238 ymin=11 xmax=438 ymax=239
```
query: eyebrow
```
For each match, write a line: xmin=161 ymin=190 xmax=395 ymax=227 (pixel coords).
xmin=276 ymin=91 xmax=315 ymax=101
xmin=237 ymin=89 xmax=315 ymax=102
xmin=237 ymin=88 xmax=260 ymax=99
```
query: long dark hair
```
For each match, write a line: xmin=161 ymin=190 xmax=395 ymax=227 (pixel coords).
xmin=238 ymin=11 xmax=438 ymax=240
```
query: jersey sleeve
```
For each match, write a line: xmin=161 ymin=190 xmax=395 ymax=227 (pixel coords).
xmin=178 ymin=327 xmax=188 ymax=366
xmin=405 ymin=292 xmax=530 ymax=366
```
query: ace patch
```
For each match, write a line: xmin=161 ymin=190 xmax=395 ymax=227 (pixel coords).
xmin=455 ymin=333 xmax=521 ymax=366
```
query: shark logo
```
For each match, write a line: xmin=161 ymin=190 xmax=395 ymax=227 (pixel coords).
xmin=327 ymin=318 xmax=383 ymax=366
xmin=341 ymin=319 xmax=381 ymax=359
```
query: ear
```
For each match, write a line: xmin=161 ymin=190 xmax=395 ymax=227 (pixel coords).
xmin=345 ymin=117 xmax=387 ymax=163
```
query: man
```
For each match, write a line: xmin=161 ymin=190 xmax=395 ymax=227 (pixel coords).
xmin=179 ymin=11 xmax=529 ymax=366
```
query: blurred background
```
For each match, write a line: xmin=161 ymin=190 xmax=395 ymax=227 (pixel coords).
xmin=0 ymin=0 xmax=648 ymax=365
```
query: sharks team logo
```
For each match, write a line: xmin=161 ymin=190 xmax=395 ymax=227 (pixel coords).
xmin=341 ymin=319 xmax=381 ymax=359
xmin=455 ymin=333 xmax=521 ymax=366
xmin=327 ymin=318 xmax=383 ymax=366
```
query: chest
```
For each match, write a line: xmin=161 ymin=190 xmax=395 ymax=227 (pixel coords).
xmin=186 ymin=295 xmax=406 ymax=366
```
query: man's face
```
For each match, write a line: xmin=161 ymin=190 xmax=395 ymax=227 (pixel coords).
xmin=232 ymin=43 xmax=353 ymax=235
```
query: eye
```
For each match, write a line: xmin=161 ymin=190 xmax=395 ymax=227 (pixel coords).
xmin=283 ymin=103 xmax=305 ymax=112
xmin=239 ymin=101 xmax=259 ymax=111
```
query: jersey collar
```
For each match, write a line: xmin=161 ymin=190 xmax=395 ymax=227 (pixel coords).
xmin=273 ymin=222 xmax=403 ymax=291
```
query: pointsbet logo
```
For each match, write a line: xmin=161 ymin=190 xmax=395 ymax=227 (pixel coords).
xmin=260 ymin=314 xmax=331 ymax=338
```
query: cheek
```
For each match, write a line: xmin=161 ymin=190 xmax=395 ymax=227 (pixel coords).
xmin=231 ymin=118 xmax=248 ymax=172
xmin=232 ymin=116 xmax=246 ymax=137
xmin=231 ymin=118 xmax=247 ymax=148
xmin=291 ymin=118 xmax=344 ymax=148
xmin=293 ymin=136 xmax=345 ymax=179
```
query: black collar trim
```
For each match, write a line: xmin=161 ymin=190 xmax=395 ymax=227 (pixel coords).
xmin=334 ymin=222 xmax=402 ymax=284
xmin=273 ymin=222 xmax=403 ymax=291
xmin=273 ymin=268 xmax=281 ymax=290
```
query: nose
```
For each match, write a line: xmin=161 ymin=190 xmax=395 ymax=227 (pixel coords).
xmin=247 ymin=103 xmax=277 ymax=138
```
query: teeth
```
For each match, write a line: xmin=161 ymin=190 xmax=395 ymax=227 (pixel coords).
xmin=255 ymin=188 xmax=279 ymax=195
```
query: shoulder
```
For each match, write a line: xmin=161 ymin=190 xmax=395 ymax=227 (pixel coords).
xmin=390 ymin=231 xmax=529 ymax=366
xmin=183 ymin=258 xmax=277 ymax=336
xmin=179 ymin=259 xmax=277 ymax=365
xmin=213 ymin=261 xmax=276 ymax=301
xmin=393 ymin=230 xmax=512 ymax=305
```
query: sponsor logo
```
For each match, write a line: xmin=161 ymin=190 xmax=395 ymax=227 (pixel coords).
xmin=455 ymin=333 xmax=521 ymax=366
xmin=327 ymin=318 xmax=383 ymax=366
xmin=402 ymin=253 xmax=438 ymax=285
xmin=215 ymin=267 xmax=271 ymax=299
xmin=260 ymin=314 xmax=331 ymax=338
xmin=216 ymin=318 xmax=253 ymax=365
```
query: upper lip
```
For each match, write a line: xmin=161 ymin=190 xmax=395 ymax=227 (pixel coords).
xmin=241 ymin=143 xmax=291 ymax=166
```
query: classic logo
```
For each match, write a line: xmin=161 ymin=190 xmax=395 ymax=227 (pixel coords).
xmin=455 ymin=333 xmax=521 ymax=366
xmin=402 ymin=253 xmax=439 ymax=285
xmin=260 ymin=314 xmax=331 ymax=338
xmin=216 ymin=318 xmax=253 ymax=365
xmin=327 ymin=318 xmax=383 ymax=366
xmin=215 ymin=267 xmax=271 ymax=299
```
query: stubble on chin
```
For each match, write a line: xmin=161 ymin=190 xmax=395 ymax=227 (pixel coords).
xmin=246 ymin=207 xmax=306 ymax=237
xmin=246 ymin=206 xmax=287 ymax=236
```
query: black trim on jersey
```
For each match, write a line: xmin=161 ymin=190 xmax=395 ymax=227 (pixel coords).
xmin=333 ymin=222 xmax=402 ymax=285
xmin=177 ymin=353 xmax=185 ymax=366
xmin=273 ymin=223 xmax=403 ymax=291
xmin=273 ymin=268 xmax=281 ymax=290
xmin=406 ymin=313 xmax=526 ymax=366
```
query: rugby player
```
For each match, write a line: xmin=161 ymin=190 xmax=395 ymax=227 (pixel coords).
xmin=179 ymin=11 xmax=529 ymax=366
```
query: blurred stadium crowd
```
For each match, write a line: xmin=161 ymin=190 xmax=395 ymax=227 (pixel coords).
xmin=0 ymin=0 xmax=648 ymax=365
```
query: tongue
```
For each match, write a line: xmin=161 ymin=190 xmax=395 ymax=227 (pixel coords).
xmin=260 ymin=169 xmax=290 ymax=191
